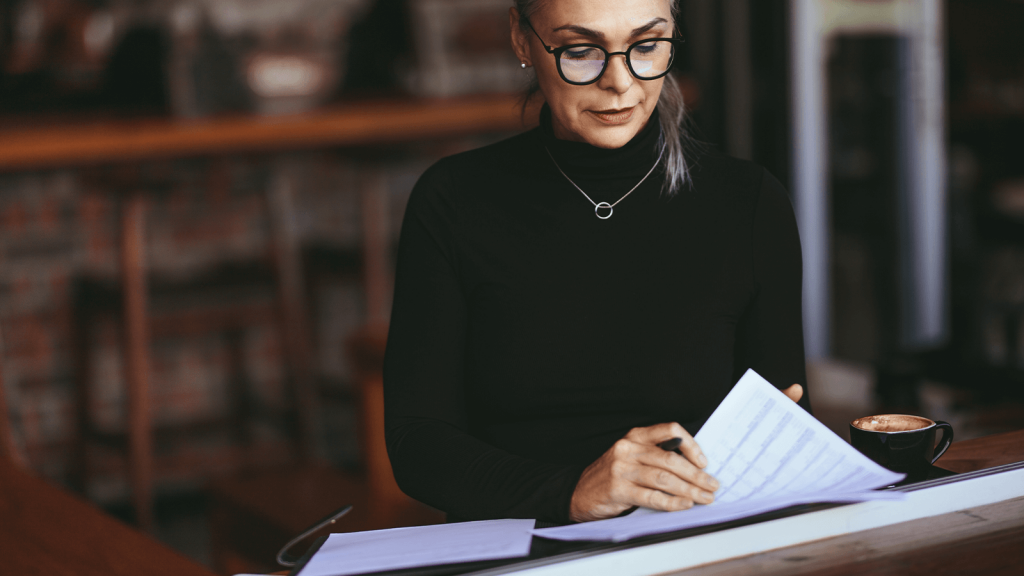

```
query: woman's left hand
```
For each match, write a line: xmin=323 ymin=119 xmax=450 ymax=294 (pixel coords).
xmin=783 ymin=384 xmax=803 ymax=403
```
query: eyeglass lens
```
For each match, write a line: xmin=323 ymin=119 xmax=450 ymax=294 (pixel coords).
xmin=559 ymin=40 xmax=674 ymax=83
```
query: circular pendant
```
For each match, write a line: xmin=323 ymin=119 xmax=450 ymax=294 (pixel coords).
xmin=595 ymin=202 xmax=613 ymax=220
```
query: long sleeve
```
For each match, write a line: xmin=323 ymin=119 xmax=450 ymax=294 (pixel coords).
xmin=732 ymin=169 xmax=812 ymax=413
xmin=383 ymin=161 xmax=585 ymax=523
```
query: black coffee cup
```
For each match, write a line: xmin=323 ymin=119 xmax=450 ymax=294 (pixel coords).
xmin=849 ymin=414 xmax=954 ymax=482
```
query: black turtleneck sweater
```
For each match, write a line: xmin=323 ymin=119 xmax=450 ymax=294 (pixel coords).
xmin=383 ymin=108 xmax=809 ymax=524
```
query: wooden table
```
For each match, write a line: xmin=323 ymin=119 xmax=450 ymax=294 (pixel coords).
xmin=666 ymin=429 xmax=1024 ymax=576
xmin=460 ymin=430 xmax=1024 ymax=576
xmin=1 ymin=430 xmax=1021 ymax=576
xmin=0 ymin=456 xmax=216 ymax=576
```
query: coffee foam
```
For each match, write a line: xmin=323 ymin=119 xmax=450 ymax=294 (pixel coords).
xmin=851 ymin=414 xmax=935 ymax=433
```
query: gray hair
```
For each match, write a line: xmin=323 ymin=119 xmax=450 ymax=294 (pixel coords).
xmin=515 ymin=0 xmax=694 ymax=196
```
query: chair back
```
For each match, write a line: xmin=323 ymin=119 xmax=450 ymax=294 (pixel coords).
xmin=347 ymin=325 xmax=406 ymax=521
xmin=0 ymin=325 xmax=27 ymax=469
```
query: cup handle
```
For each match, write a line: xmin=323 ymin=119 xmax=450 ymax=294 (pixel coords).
xmin=930 ymin=421 xmax=954 ymax=465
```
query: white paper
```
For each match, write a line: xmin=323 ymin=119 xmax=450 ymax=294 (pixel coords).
xmin=695 ymin=369 xmax=903 ymax=502
xmin=534 ymin=369 xmax=905 ymax=542
xmin=299 ymin=519 xmax=535 ymax=576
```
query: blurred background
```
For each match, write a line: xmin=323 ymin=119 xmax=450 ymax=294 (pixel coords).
xmin=0 ymin=0 xmax=1022 ymax=573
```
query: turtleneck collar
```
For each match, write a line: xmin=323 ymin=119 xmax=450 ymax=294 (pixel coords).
xmin=537 ymin=103 xmax=663 ymax=181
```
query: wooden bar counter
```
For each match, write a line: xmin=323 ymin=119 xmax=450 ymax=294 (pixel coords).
xmin=669 ymin=429 xmax=1024 ymax=576
xmin=0 ymin=456 xmax=216 ymax=576
xmin=0 ymin=95 xmax=528 ymax=172
xmin=2 ymin=429 xmax=1020 ymax=576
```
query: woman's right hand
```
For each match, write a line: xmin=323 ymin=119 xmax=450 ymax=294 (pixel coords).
xmin=569 ymin=423 xmax=720 ymax=523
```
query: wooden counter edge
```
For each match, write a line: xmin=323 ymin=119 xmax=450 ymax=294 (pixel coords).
xmin=935 ymin=428 xmax=1024 ymax=473
xmin=0 ymin=94 xmax=530 ymax=172
xmin=0 ymin=458 xmax=217 ymax=576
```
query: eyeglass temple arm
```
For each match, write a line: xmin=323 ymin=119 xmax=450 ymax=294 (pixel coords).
xmin=276 ymin=504 xmax=354 ymax=567
xmin=524 ymin=19 xmax=556 ymax=53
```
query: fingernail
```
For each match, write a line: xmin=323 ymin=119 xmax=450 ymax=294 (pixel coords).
xmin=708 ymin=477 xmax=720 ymax=490
xmin=700 ymin=491 xmax=714 ymax=501
xmin=697 ymin=454 xmax=708 ymax=467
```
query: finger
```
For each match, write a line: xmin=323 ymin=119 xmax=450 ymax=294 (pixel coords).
xmin=675 ymin=431 xmax=708 ymax=469
xmin=630 ymin=485 xmax=697 ymax=512
xmin=629 ymin=462 xmax=716 ymax=505
xmin=636 ymin=446 xmax=719 ymax=492
xmin=625 ymin=422 xmax=684 ymax=444
xmin=625 ymin=423 xmax=708 ymax=468
xmin=609 ymin=438 xmax=644 ymax=462
xmin=783 ymin=384 xmax=804 ymax=403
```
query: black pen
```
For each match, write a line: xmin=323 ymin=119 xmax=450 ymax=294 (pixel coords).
xmin=657 ymin=436 xmax=683 ymax=454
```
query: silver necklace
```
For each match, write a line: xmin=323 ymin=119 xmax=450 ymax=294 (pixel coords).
xmin=544 ymin=146 xmax=664 ymax=220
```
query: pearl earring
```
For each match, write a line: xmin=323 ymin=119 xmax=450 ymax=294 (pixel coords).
xmin=521 ymin=62 xmax=527 ymax=69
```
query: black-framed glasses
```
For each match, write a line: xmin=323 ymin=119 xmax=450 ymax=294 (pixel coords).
xmin=526 ymin=19 xmax=684 ymax=85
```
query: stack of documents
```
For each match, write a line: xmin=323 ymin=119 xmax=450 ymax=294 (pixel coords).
xmin=533 ymin=369 xmax=905 ymax=542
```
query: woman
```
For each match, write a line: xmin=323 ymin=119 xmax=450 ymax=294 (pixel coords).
xmin=383 ymin=0 xmax=810 ymax=525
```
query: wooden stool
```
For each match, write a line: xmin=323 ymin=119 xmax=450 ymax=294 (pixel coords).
xmin=68 ymin=263 xmax=296 ymax=505
xmin=207 ymin=325 xmax=444 ymax=575
xmin=0 ymin=324 xmax=27 ymax=470
xmin=207 ymin=162 xmax=444 ymax=574
xmin=69 ymin=160 xmax=318 ymax=531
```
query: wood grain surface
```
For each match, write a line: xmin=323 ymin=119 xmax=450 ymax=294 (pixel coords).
xmin=0 ymin=457 xmax=216 ymax=576
xmin=664 ymin=429 xmax=1024 ymax=576
xmin=935 ymin=429 xmax=1024 ymax=473
xmin=1 ymin=424 xmax=1020 ymax=576
xmin=668 ymin=497 xmax=1024 ymax=576
xmin=0 ymin=95 xmax=529 ymax=172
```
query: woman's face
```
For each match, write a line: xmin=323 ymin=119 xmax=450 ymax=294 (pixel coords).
xmin=511 ymin=0 xmax=674 ymax=149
